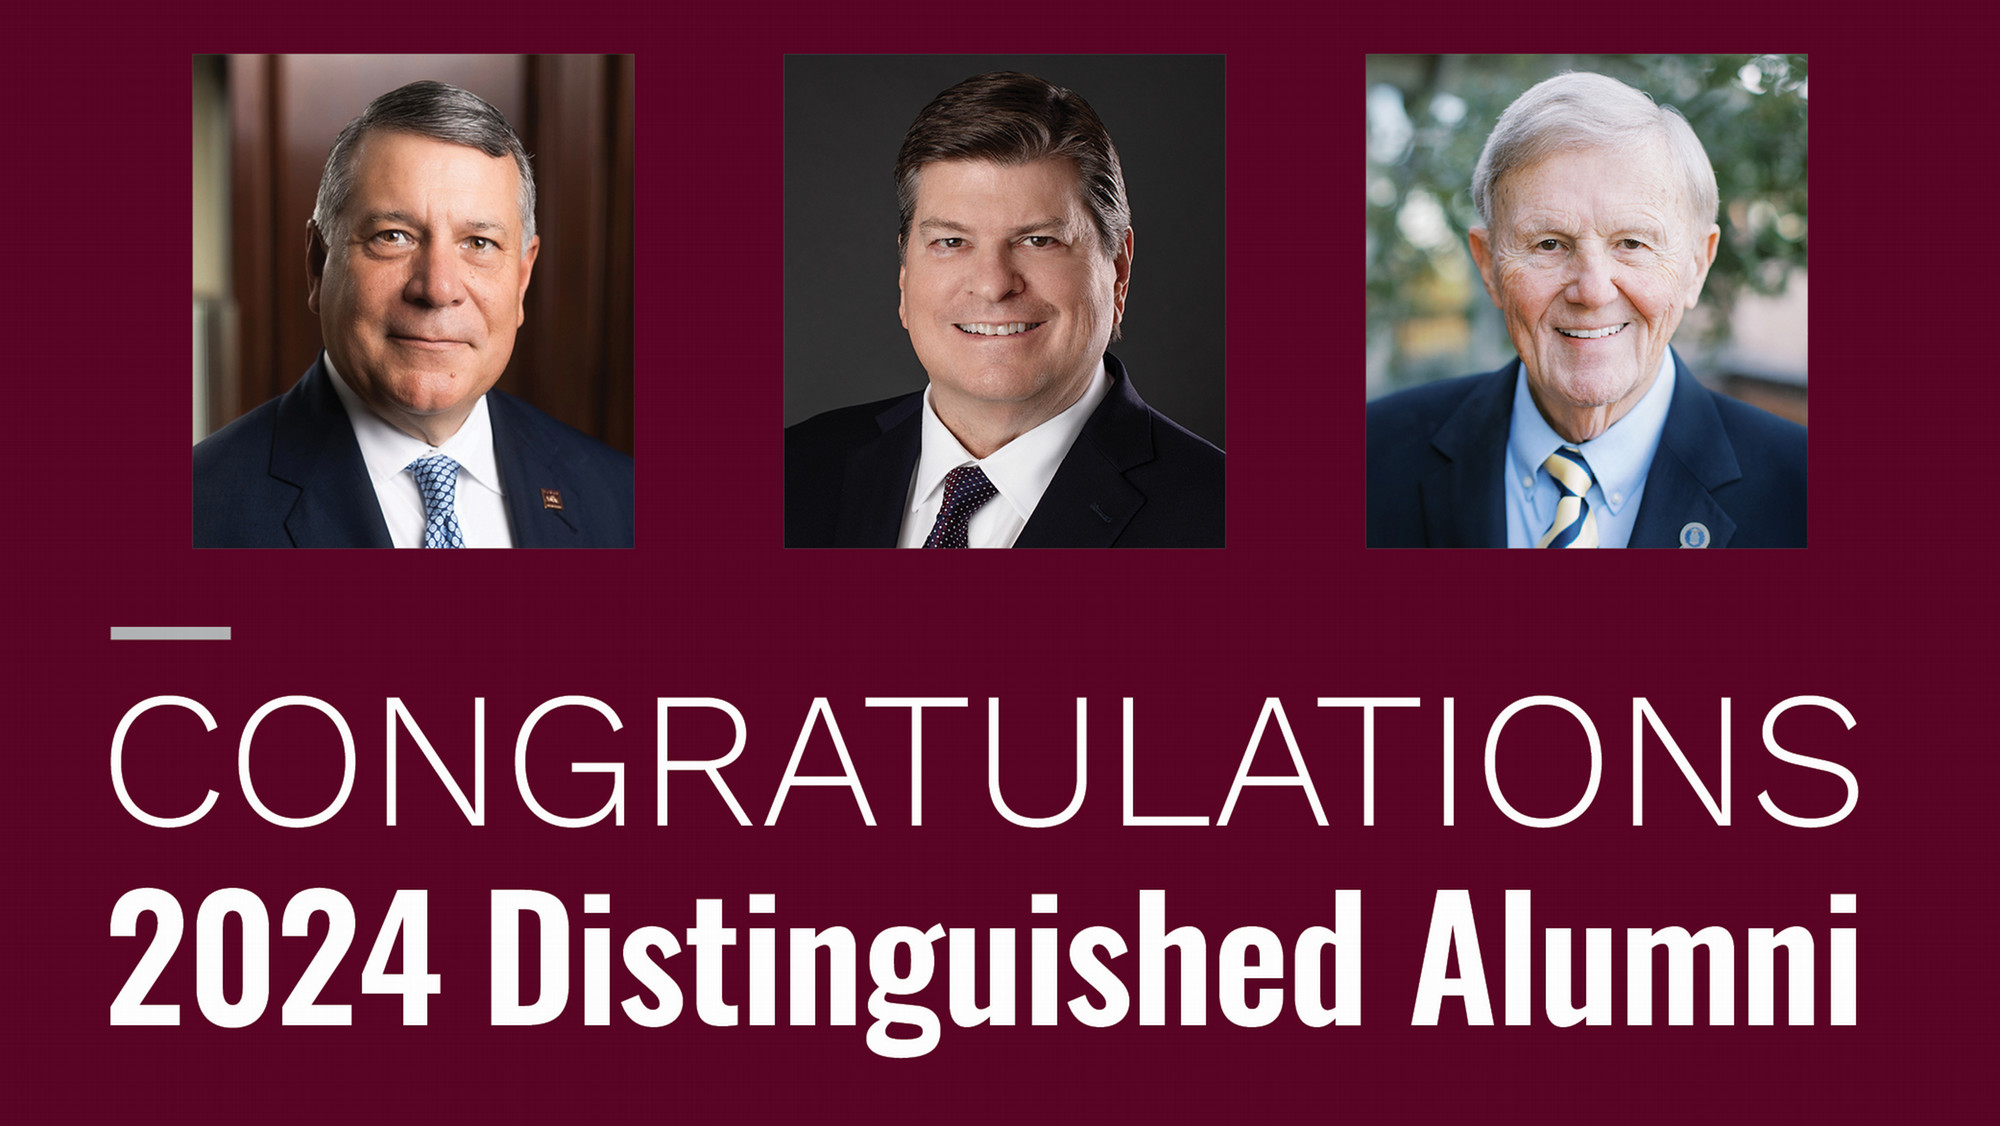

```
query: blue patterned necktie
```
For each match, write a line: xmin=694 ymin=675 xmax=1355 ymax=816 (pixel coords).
xmin=1537 ymin=447 xmax=1599 ymax=548
xmin=408 ymin=455 xmax=466 ymax=549
xmin=922 ymin=465 xmax=998 ymax=549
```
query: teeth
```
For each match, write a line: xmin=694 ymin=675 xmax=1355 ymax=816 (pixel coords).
xmin=1557 ymin=324 xmax=1626 ymax=339
xmin=956 ymin=322 xmax=1036 ymax=336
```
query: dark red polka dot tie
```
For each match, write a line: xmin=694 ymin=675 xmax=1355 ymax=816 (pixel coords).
xmin=921 ymin=465 xmax=998 ymax=549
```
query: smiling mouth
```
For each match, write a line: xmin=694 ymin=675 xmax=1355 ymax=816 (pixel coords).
xmin=1556 ymin=323 xmax=1628 ymax=340
xmin=955 ymin=322 xmax=1044 ymax=337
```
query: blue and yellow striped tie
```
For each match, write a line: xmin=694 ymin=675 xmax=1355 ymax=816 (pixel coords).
xmin=1537 ymin=447 xmax=1599 ymax=549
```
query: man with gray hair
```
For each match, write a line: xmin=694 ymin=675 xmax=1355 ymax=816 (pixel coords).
xmin=195 ymin=80 xmax=634 ymax=547
xmin=1366 ymin=71 xmax=1804 ymax=548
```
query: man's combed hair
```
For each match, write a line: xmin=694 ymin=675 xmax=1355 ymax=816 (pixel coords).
xmin=311 ymin=80 xmax=537 ymax=254
xmin=894 ymin=71 xmax=1131 ymax=260
xmin=1471 ymin=72 xmax=1718 ymax=233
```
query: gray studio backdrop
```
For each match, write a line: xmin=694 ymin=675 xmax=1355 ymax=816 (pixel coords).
xmin=783 ymin=55 xmax=1226 ymax=448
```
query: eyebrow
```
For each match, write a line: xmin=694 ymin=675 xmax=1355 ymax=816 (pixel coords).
xmin=1508 ymin=212 xmax=1668 ymax=239
xmin=357 ymin=210 xmax=417 ymax=228
xmin=356 ymin=210 xmax=509 ymax=235
xmin=917 ymin=217 xmax=1071 ymax=240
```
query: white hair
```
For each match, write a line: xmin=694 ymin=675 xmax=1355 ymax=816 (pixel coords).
xmin=1471 ymin=72 xmax=1717 ymax=233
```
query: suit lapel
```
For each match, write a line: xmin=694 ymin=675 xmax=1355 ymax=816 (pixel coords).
xmin=1629 ymin=353 xmax=1741 ymax=547
xmin=1015 ymin=447 xmax=1144 ymax=547
xmin=1015 ymin=357 xmax=1150 ymax=548
xmin=490 ymin=395 xmax=583 ymax=547
xmin=832 ymin=397 xmax=922 ymax=547
xmin=1630 ymin=445 xmax=1738 ymax=548
xmin=271 ymin=361 xmax=393 ymax=548
xmin=1419 ymin=365 xmax=1513 ymax=547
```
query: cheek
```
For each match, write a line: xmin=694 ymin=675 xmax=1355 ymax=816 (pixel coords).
xmin=902 ymin=267 xmax=946 ymax=317
xmin=1063 ymin=264 xmax=1116 ymax=320
xmin=1496 ymin=274 xmax=1554 ymax=322
xmin=345 ymin=269 xmax=400 ymax=318
xmin=1633 ymin=273 xmax=1686 ymax=323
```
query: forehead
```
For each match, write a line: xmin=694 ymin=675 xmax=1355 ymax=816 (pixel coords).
xmin=346 ymin=131 xmax=521 ymax=221
xmin=1492 ymin=141 xmax=1686 ymax=231
xmin=912 ymin=157 xmax=1088 ymax=221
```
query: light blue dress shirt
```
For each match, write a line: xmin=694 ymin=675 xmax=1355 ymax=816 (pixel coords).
xmin=1504 ymin=351 xmax=1676 ymax=548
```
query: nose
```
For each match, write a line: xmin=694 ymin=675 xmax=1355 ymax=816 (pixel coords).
xmin=967 ymin=243 xmax=1025 ymax=304
xmin=404 ymin=242 xmax=466 ymax=308
xmin=1564 ymin=243 xmax=1617 ymax=308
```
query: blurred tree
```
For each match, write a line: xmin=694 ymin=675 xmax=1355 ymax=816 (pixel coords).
xmin=1366 ymin=54 xmax=1807 ymax=396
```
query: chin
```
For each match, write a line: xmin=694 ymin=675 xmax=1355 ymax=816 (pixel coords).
xmin=1541 ymin=359 xmax=1643 ymax=407
xmin=917 ymin=348 xmax=1027 ymax=397
xmin=386 ymin=375 xmax=480 ymax=413
xmin=954 ymin=370 xmax=1046 ymax=404
xmin=1556 ymin=379 xmax=1635 ymax=410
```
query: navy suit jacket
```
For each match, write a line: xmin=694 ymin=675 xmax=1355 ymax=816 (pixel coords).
xmin=194 ymin=359 xmax=634 ymax=548
xmin=1366 ymin=353 xmax=1805 ymax=548
xmin=785 ymin=354 xmax=1224 ymax=547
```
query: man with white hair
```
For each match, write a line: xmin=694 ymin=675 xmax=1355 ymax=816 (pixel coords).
xmin=1366 ymin=71 xmax=1805 ymax=548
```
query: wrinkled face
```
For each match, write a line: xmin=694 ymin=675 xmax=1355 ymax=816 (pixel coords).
xmin=1469 ymin=142 xmax=1717 ymax=437
xmin=308 ymin=131 xmax=538 ymax=442
xmin=899 ymin=158 xmax=1130 ymax=426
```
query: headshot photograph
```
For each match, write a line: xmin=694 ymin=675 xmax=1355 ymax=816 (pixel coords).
xmin=1364 ymin=55 xmax=1808 ymax=548
xmin=192 ymin=54 xmax=635 ymax=548
xmin=783 ymin=56 xmax=1225 ymax=548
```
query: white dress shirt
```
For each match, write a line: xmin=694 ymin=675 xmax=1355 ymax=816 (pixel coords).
xmin=1503 ymin=350 xmax=1676 ymax=548
xmin=896 ymin=361 xmax=1111 ymax=548
xmin=323 ymin=354 xmax=516 ymax=548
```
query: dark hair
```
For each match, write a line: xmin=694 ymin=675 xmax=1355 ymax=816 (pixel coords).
xmin=894 ymin=71 xmax=1130 ymax=259
xmin=312 ymin=80 xmax=536 ymax=253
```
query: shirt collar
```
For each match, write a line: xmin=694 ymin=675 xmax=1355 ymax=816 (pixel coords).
xmin=1507 ymin=349 xmax=1676 ymax=515
xmin=910 ymin=359 xmax=1110 ymax=522
xmin=322 ymin=351 xmax=505 ymax=498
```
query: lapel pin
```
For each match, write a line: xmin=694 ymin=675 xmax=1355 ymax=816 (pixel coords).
xmin=1678 ymin=522 xmax=1711 ymax=548
xmin=541 ymin=488 xmax=564 ymax=511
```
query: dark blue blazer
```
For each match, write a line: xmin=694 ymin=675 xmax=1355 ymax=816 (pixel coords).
xmin=786 ymin=354 xmax=1224 ymax=547
xmin=1366 ymin=353 xmax=1806 ymax=548
xmin=193 ymin=358 xmax=634 ymax=548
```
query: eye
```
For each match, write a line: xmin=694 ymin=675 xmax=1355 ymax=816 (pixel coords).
xmin=1616 ymin=237 xmax=1650 ymax=251
xmin=465 ymin=236 xmax=497 ymax=251
xmin=1022 ymin=235 xmax=1059 ymax=248
xmin=373 ymin=230 xmax=413 ymax=245
xmin=934 ymin=237 xmax=966 ymax=249
xmin=1535 ymin=238 xmax=1563 ymax=251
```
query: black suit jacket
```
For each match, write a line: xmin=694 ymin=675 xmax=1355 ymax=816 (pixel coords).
xmin=1366 ymin=352 xmax=1806 ymax=547
xmin=786 ymin=354 xmax=1224 ymax=547
xmin=193 ymin=358 xmax=634 ymax=548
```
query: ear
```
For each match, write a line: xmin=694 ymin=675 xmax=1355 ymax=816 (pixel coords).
xmin=897 ymin=261 xmax=908 ymax=331
xmin=1467 ymin=227 xmax=1501 ymax=308
xmin=1111 ymin=227 xmax=1134 ymax=326
xmin=1684 ymin=223 xmax=1721 ymax=306
xmin=515 ymin=235 xmax=541 ymax=327
xmin=305 ymin=221 xmax=329 ymax=314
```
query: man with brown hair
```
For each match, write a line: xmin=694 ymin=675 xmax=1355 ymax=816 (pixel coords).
xmin=785 ymin=71 xmax=1224 ymax=548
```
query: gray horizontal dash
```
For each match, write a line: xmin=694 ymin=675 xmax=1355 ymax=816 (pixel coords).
xmin=110 ymin=626 xmax=232 ymax=641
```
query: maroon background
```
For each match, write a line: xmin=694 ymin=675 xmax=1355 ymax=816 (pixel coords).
xmin=13 ymin=6 xmax=1994 ymax=1122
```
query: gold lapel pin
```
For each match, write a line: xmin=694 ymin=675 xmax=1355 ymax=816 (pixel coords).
xmin=541 ymin=488 xmax=564 ymax=511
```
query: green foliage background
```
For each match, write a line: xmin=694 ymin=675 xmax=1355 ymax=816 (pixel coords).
xmin=1366 ymin=54 xmax=1807 ymax=395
